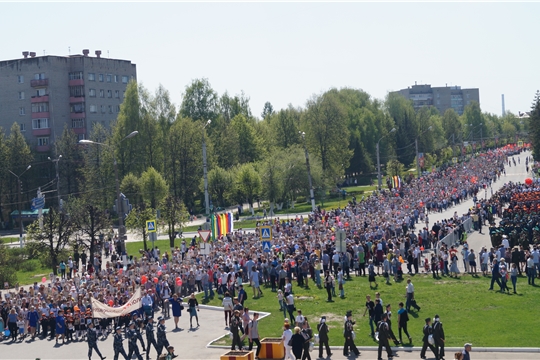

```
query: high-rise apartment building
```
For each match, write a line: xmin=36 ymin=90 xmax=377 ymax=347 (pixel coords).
xmin=392 ymin=83 xmax=479 ymax=115
xmin=0 ymin=50 xmax=136 ymax=153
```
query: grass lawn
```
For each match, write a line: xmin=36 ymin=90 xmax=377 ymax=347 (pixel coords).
xmin=0 ymin=237 xmax=20 ymax=244
xmin=125 ymin=238 xmax=178 ymax=257
xmin=15 ymin=265 xmax=52 ymax=287
xmin=198 ymin=273 xmax=540 ymax=348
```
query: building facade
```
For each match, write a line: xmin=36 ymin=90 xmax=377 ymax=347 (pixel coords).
xmin=0 ymin=50 xmax=136 ymax=153
xmin=392 ymin=83 xmax=479 ymax=115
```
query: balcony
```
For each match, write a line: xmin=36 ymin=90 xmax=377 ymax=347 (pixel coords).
xmin=31 ymin=112 xmax=50 ymax=119
xmin=73 ymin=128 xmax=86 ymax=135
xmin=68 ymin=79 xmax=84 ymax=86
xmin=36 ymin=145 xmax=51 ymax=152
xmin=31 ymin=95 xmax=49 ymax=103
xmin=70 ymin=96 xmax=85 ymax=103
xmin=30 ymin=79 xmax=49 ymax=87
xmin=71 ymin=112 xmax=86 ymax=119
xmin=32 ymin=128 xmax=51 ymax=136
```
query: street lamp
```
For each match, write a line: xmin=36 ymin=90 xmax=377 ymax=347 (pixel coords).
xmin=202 ymin=120 xmax=211 ymax=216
xmin=79 ymin=130 xmax=138 ymax=254
xmin=9 ymin=164 xmax=32 ymax=248
xmin=376 ymin=128 xmax=396 ymax=190
xmin=48 ymin=155 xmax=62 ymax=209
xmin=299 ymin=131 xmax=317 ymax=212
xmin=415 ymin=126 xmax=433 ymax=178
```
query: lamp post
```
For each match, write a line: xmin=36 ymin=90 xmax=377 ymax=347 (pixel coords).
xmin=48 ymin=155 xmax=62 ymax=209
xmin=415 ymin=126 xmax=433 ymax=178
xmin=299 ymin=131 xmax=316 ymax=212
xmin=202 ymin=120 xmax=211 ymax=216
xmin=79 ymin=130 xmax=138 ymax=254
xmin=9 ymin=165 xmax=32 ymax=248
xmin=376 ymin=128 xmax=396 ymax=190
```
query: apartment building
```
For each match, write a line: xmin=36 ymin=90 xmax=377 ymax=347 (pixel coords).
xmin=0 ymin=49 xmax=136 ymax=153
xmin=392 ymin=83 xmax=479 ymax=115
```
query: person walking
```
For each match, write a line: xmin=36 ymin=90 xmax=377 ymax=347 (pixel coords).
xmin=343 ymin=311 xmax=360 ymax=357
xmin=248 ymin=312 xmax=262 ymax=359
xmin=324 ymin=270 xmax=333 ymax=302
xmin=87 ymin=322 xmax=106 ymax=360
xmin=376 ymin=313 xmax=395 ymax=360
xmin=526 ymin=255 xmax=536 ymax=285
xmin=301 ymin=319 xmax=313 ymax=360
xmin=127 ymin=322 xmax=143 ymax=360
xmin=187 ymin=293 xmax=200 ymax=328
xmin=488 ymin=259 xmax=502 ymax=290
xmin=145 ymin=317 xmax=159 ymax=360
xmin=461 ymin=343 xmax=472 ymax=360
xmin=230 ymin=310 xmax=244 ymax=351
xmin=222 ymin=292 xmax=234 ymax=327
xmin=420 ymin=318 xmax=438 ymax=360
xmin=510 ymin=263 xmax=518 ymax=293
xmin=316 ymin=316 xmax=332 ymax=359
xmin=433 ymin=315 xmax=445 ymax=360
xmin=363 ymin=295 xmax=376 ymax=338
xmin=397 ymin=302 xmax=411 ymax=344
xmin=169 ymin=294 xmax=184 ymax=330
xmin=291 ymin=327 xmax=305 ymax=360
xmin=113 ymin=327 xmax=129 ymax=360
xmin=384 ymin=304 xmax=400 ymax=346
xmin=405 ymin=279 xmax=421 ymax=312
xmin=156 ymin=316 xmax=170 ymax=357
xmin=282 ymin=323 xmax=294 ymax=360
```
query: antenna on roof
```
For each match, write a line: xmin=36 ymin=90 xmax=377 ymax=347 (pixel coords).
xmin=68 ymin=46 xmax=71 ymax=55
xmin=107 ymin=50 xmax=110 ymax=58
xmin=43 ymin=50 xmax=46 ymax=56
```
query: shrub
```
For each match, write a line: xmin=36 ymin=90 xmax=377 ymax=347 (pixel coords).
xmin=20 ymin=259 xmax=40 ymax=272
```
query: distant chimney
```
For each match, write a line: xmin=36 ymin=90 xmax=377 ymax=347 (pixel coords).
xmin=83 ymin=49 xmax=89 ymax=56
xmin=95 ymin=50 xmax=102 ymax=58
xmin=22 ymin=51 xmax=29 ymax=58
xmin=30 ymin=52 xmax=36 ymax=58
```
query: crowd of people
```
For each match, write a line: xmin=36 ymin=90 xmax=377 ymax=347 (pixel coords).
xmin=0 ymin=147 xmax=523 ymax=360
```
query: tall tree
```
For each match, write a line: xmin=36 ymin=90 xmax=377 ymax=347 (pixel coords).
xmin=179 ymin=78 xmax=219 ymax=122
xmin=230 ymin=114 xmax=263 ymax=164
xmin=461 ymin=101 xmax=487 ymax=143
xmin=26 ymin=208 xmax=74 ymax=275
xmin=0 ymin=128 xmax=9 ymax=223
xmin=261 ymin=101 xmax=275 ymax=120
xmin=302 ymin=91 xmax=352 ymax=180
xmin=270 ymin=106 xmax=302 ymax=149
xmin=7 ymin=123 xmax=33 ymax=213
xmin=120 ymin=173 xmax=142 ymax=207
xmin=234 ymin=163 xmax=262 ymax=215
xmin=442 ymin=108 xmax=462 ymax=145
xmin=55 ymin=125 xmax=84 ymax=202
xmin=530 ymin=91 xmax=540 ymax=159
xmin=219 ymin=91 xmax=252 ymax=122
xmin=386 ymin=93 xmax=418 ymax=166
xmin=207 ymin=166 xmax=233 ymax=208
xmin=125 ymin=206 xmax=156 ymax=251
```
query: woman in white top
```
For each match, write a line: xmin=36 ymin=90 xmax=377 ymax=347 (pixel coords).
xmin=282 ymin=323 xmax=295 ymax=360
xmin=221 ymin=292 xmax=234 ymax=327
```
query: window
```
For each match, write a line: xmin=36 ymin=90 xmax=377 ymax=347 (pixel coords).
xmin=19 ymin=107 xmax=25 ymax=115
xmin=114 ymin=75 xmax=119 ymax=83
xmin=115 ymin=90 xmax=120 ymax=98
xmin=32 ymin=118 xmax=49 ymax=129
xmin=34 ymin=73 xmax=46 ymax=80
xmin=70 ymin=103 xmax=85 ymax=113
xmin=37 ymin=137 xmax=49 ymax=146
xmin=116 ymin=105 xmax=121 ymax=113
xmin=99 ymin=90 xmax=104 ymax=98
xmin=89 ymin=89 xmax=96 ymax=97
xmin=77 ymin=134 xmax=85 ymax=141
xmin=35 ymin=88 xmax=47 ymax=97
xmin=108 ymin=105 xmax=113 ymax=113
xmin=88 ymin=73 xmax=96 ymax=81
xmin=99 ymin=74 xmax=104 ymax=82
xmin=68 ymin=72 xmax=83 ymax=80
xmin=106 ymin=74 xmax=112 ymax=82
xmin=101 ymin=105 xmax=106 ymax=113
xmin=18 ymin=91 xmax=25 ymax=100
xmin=17 ymin=75 xmax=24 ymax=83
xmin=71 ymin=119 xmax=85 ymax=128
xmin=20 ymin=123 xmax=26 ymax=132
xmin=122 ymin=76 xmax=128 ymax=84
xmin=107 ymin=90 xmax=112 ymax=98
xmin=69 ymin=86 xmax=84 ymax=97
xmin=31 ymin=102 xmax=49 ymax=113
xmin=89 ymin=105 xmax=97 ymax=113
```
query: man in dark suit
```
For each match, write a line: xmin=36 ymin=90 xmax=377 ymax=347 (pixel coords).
xmin=433 ymin=315 xmax=445 ymax=360
xmin=420 ymin=318 xmax=438 ymax=360
xmin=488 ymin=259 xmax=502 ymax=290
xmin=376 ymin=313 xmax=395 ymax=360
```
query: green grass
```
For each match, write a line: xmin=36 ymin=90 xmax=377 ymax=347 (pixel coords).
xmin=125 ymin=238 xmax=178 ymax=257
xmin=14 ymin=265 xmax=52 ymax=287
xmin=199 ymin=273 xmax=540 ymax=348
xmin=0 ymin=237 xmax=20 ymax=244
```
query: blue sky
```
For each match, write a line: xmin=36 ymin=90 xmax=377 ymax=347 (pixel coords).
xmin=2 ymin=2 xmax=538 ymax=117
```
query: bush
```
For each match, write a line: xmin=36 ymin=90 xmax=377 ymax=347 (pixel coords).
xmin=20 ymin=259 xmax=40 ymax=272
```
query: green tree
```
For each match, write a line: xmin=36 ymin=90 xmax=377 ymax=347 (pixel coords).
xmin=0 ymin=128 xmax=10 ymax=223
xmin=386 ymin=92 xmax=418 ymax=165
xmin=26 ymin=208 xmax=74 ymax=275
xmin=160 ymin=195 xmax=188 ymax=248
xmin=179 ymin=78 xmax=219 ymax=122
xmin=210 ymin=118 xmax=240 ymax=169
xmin=529 ymin=91 xmax=540 ymax=159
xmin=207 ymin=166 xmax=233 ymax=208
xmin=261 ymin=155 xmax=283 ymax=215
xmin=219 ymin=91 xmax=252 ymax=123
xmin=7 ymin=123 xmax=33 ymax=213
xmin=230 ymin=114 xmax=263 ymax=164
xmin=55 ymin=125 xmax=84 ymax=202
xmin=442 ymin=109 xmax=462 ymax=145
xmin=303 ymin=91 xmax=352 ymax=179
xmin=234 ymin=163 xmax=262 ymax=215
xmin=462 ymin=101 xmax=487 ymax=143
xmin=120 ymin=173 xmax=142 ymax=207
xmin=386 ymin=159 xmax=405 ymax=178
xmin=140 ymin=167 xmax=169 ymax=209
xmin=125 ymin=206 xmax=156 ymax=251
xmin=261 ymin=101 xmax=275 ymax=120
xmin=270 ymin=106 xmax=302 ymax=149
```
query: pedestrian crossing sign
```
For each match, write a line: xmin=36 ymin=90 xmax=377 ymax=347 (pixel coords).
xmin=146 ymin=220 xmax=156 ymax=233
xmin=260 ymin=225 xmax=272 ymax=241
xmin=262 ymin=241 xmax=271 ymax=252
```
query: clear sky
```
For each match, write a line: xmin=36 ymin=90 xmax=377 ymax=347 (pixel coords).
xmin=2 ymin=2 xmax=538 ymax=117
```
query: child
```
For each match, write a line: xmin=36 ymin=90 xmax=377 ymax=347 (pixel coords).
xmin=277 ymin=290 xmax=287 ymax=318
xmin=17 ymin=316 xmax=26 ymax=340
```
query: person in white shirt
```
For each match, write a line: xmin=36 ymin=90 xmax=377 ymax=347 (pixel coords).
xmin=501 ymin=235 xmax=510 ymax=249
xmin=295 ymin=310 xmax=305 ymax=328
xmin=142 ymin=292 xmax=153 ymax=318
xmin=282 ymin=323 xmax=294 ymax=360
xmin=405 ymin=279 xmax=420 ymax=312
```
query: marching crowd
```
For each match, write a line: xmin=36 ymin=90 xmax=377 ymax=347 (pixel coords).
xmin=0 ymin=148 xmax=522 ymax=360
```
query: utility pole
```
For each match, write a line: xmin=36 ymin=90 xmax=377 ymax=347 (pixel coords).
xmin=48 ymin=155 xmax=62 ymax=209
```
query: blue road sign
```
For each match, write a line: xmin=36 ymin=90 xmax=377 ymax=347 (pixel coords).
xmin=260 ymin=226 xmax=272 ymax=240
xmin=31 ymin=197 xmax=45 ymax=211
xmin=262 ymin=241 xmax=271 ymax=252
